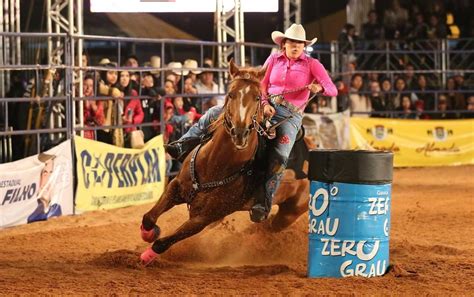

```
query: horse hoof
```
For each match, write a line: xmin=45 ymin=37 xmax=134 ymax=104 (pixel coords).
xmin=140 ymin=247 xmax=158 ymax=266
xmin=140 ymin=224 xmax=161 ymax=243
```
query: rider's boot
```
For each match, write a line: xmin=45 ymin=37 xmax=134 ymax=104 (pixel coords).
xmin=250 ymin=162 xmax=285 ymax=223
xmin=164 ymin=137 xmax=202 ymax=162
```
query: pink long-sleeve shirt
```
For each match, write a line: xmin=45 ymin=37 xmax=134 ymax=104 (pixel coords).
xmin=261 ymin=51 xmax=338 ymax=107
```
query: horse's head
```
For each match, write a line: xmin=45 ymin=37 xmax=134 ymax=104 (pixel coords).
xmin=223 ymin=60 xmax=267 ymax=149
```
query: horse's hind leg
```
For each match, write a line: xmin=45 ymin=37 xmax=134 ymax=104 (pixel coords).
xmin=141 ymin=215 xmax=215 ymax=265
xmin=141 ymin=178 xmax=182 ymax=242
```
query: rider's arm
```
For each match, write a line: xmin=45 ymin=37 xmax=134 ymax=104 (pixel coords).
xmin=309 ymin=59 xmax=338 ymax=97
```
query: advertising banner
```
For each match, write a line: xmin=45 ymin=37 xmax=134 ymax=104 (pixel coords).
xmin=303 ymin=111 xmax=351 ymax=149
xmin=74 ymin=135 xmax=166 ymax=212
xmin=350 ymin=118 xmax=474 ymax=167
xmin=0 ymin=140 xmax=74 ymax=228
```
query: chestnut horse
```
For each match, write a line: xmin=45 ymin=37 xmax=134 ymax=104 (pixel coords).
xmin=140 ymin=60 xmax=311 ymax=265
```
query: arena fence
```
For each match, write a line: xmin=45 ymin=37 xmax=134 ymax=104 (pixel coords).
xmin=0 ymin=33 xmax=473 ymax=163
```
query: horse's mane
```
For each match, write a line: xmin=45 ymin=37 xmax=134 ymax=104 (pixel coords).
xmin=208 ymin=67 xmax=263 ymax=134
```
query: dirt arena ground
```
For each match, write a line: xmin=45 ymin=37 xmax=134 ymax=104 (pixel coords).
xmin=0 ymin=166 xmax=473 ymax=295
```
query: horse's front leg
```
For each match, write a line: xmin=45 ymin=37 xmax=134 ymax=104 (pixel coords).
xmin=140 ymin=214 xmax=216 ymax=265
xmin=140 ymin=178 xmax=183 ymax=243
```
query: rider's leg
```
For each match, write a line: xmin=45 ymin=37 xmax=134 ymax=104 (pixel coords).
xmin=250 ymin=105 xmax=303 ymax=223
xmin=165 ymin=105 xmax=223 ymax=161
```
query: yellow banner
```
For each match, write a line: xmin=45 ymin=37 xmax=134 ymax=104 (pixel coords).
xmin=350 ymin=118 xmax=474 ymax=167
xmin=74 ymin=135 xmax=166 ymax=211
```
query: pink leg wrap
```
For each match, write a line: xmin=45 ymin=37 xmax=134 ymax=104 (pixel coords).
xmin=140 ymin=224 xmax=159 ymax=243
xmin=140 ymin=247 xmax=158 ymax=266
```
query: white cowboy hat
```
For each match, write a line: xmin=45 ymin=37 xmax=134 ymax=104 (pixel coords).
xmin=167 ymin=61 xmax=189 ymax=76
xmin=183 ymin=59 xmax=201 ymax=74
xmin=271 ymin=23 xmax=318 ymax=47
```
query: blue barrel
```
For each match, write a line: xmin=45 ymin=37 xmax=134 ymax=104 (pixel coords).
xmin=307 ymin=150 xmax=393 ymax=278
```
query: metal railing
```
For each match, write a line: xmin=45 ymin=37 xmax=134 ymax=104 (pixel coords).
xmin=0 ymin=32 xmax=473 ymax=164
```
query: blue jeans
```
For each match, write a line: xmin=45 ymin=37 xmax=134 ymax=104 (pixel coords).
xmin=181 ymin=105 xmax=223 ymax=139
xmin=263 ymin=104 xmax=303 ymax=208
xmin=180 ymin=104 xmax=303 ymax=208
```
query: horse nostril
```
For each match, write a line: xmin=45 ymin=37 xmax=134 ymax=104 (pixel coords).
xmin=230 ymin=127 xmax=236 ymax=136
xmin=243 ymin=129 xmax=250 ymax=138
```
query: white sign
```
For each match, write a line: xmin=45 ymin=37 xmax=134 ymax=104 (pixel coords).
xmin=0 ymin=140 xmax=74 ymax=228
xmin=90 ymin=0 xmax=279 ymax=13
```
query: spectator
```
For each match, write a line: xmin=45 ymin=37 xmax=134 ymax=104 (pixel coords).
xmin=427 ymin=14 xmax=448 ymax=39
xmin=383 ymin=0 xmax=409 ymax=39
xmin=195 ymin=64 xmax=220 ymax=112
xmin=453 ymin=72 xmax=466 ymax=90
xmin=415 ymin=99 xmax=430 ymax=119
xmin=141 ymin=87 xmax=166 ymax=142
xmin=393 ymin=77 xmax=418 ymax=109
xmin=167 ymin=62 xmax=188 ymax=91
xmin=118 ymin=70 xmax=144 ymax=148
xmin=333 ymin=79 xmax=349 ymax=112
xmin=415 ymin=74 xmax=434 ymax=110
xmin=464 ymin=95 xmax=474 ymax=119
xmin=380 ymin=78 xmax=396 ymax=114
xmin=317 ymin=97 xmax=335 ymax=114
xmin=397 ymin=95 xmax=417 ymax=119
xmin=305 ymin=100 xmax=319 ymax=114
xmin=97 ymin=61 xmax=119 ymax=145
xmin=446 ymin=77 xmax=465 ymax=113
xmin=361 ymin=10 xmax=384 ymax=40
xmin=338 ymin=23 xmax=358 ymax=70
xmin=164 ymin=79 xmax=176 ymax=95
xmin=349 ymin=74 xmax=372 ymax=117
xmin=403 ymin=64 xmax=418 ymax=91
xmin=369 ymin=80 xmax=389 ymax=117
xmin=431 ymin=94 xmax=456 ymax=119
xmin=82 ymin=75 xmax=105 ymax=140
xmin=182 ymin=76 xmax=200 ymax=115
xmin=407 ymin=13 xmax=429 ymax=40
xmin=183 ymin=59 xmax=202 ymax=84
xmin=125 ymin=55 xmax=139 ymax=68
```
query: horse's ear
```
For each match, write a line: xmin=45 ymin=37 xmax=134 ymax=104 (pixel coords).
xmin=229 ymin=58 xmax=239 ymax=78
xmin=256 ymin=64 xmax=267 ymax=81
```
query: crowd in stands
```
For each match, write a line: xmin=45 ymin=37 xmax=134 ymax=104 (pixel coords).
xmin=321 ymin=0 xmax=474 ymax=119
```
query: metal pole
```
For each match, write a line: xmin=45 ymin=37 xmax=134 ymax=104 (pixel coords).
xmin=4 ymin=0 xmax=10 ymax=92
xmin=330 ymin=41 xmax=336 ymax=75
xmin=47 ymin=0 xmax=52 ymax=65
xmin=14 ymin=0 xmax=19 ymax=65
xmin=65 ymin=35 xmax=73 ymax=140
xmin=77 ymin=0 xmax=84 ymax=137
xmin=0 ymin=0 xmax=4 ymax=98
xmin=216 ymin=0 xmax=224 ymax=93
xmin=441 ymin=39 xmax=447 ymax=87
xmin=9 ymin=0 xmax=13 ymax=63
xmin=234 ymin=0 xmax=245 ymax=66
xmin=160 ymin=41 xmax=165 ymax=136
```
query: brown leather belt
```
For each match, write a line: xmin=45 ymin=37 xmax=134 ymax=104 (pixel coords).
xmin=269 ymin=95 xmax=303 ymax=115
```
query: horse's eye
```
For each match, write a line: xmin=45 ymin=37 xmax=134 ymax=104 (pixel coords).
xmin=228 ymin=93 xmax=235 ymax=99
